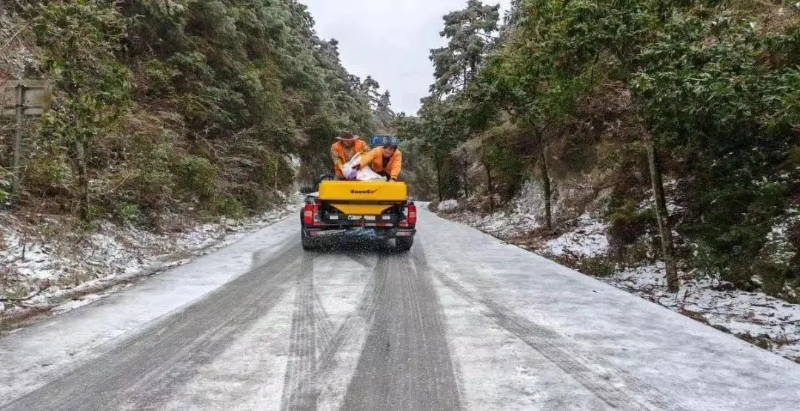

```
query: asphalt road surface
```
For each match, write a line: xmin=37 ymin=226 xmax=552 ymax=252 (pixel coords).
xmin=2 ymin=208 xmax=799 ymax=410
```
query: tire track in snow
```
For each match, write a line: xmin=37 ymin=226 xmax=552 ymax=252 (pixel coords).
xmin=342 ymin=250 xmax=375 ymax=269
xmin=413 ymin=245 xmax=677 ymax=411
xmin=280 ymin=252 xmax=333 ymax=410
xmin=340 ymin=252 xmax=462 ymax=410
xmin=3 ymin=243 xmax=305 ymax=411
xmin=280 ymin=252 xmax=388 ymax=409
xmin=311 ymin=289 xmax=335 ymax=349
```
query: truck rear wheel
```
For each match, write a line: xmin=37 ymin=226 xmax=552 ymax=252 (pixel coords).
xmin=301 ymin=230 xmax=316 ymax=250
xmin=396 ymin=237 xmax=413 ymax=251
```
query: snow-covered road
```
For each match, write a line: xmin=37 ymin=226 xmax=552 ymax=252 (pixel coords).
xmin=1 ymin=209 xmax=799 ymax=410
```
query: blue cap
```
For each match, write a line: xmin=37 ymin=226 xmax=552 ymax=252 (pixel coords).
xmin=372 ymin=135 xmax=399 ymax=147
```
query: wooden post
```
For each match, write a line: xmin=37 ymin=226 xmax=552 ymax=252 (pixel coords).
xmin=2 ymin=80 xmax=50 ymax=208
xmin=11 ymin=84 xmax=24 ymax=206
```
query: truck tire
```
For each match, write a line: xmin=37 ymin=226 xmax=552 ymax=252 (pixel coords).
xmin=396 ymin=237 xmax=413 ymax=251
xmin=301 ymin=230 xmax=316 ymax=250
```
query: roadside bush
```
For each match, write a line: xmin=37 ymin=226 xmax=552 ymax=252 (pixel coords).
xmin=261 ymin=155 xmax=295 ymax=191
xmin=787 ymin=147 xmax=800 ymax=170
xmin=751 ymin=218 xmax=800 ymax=299
xmin=139 ymin=58 xmax=179 ymax=101
xmin=579 ymin=256 xmax=616 ymax=278
xmin=212 ymin=195 xmax=244 ymax=219
xmin=608 ymin=207 xmax=654 ymax=245
xmin=483 ymin=140 xmax=526 ymax=202
xmin=693 ymin=245 xmax=757 ymax=291
xmin=755 ymin=260 xmax=790 ymax=298
xmin=0 ymin=167 xmax=11 ymax=203
xmin=607 ymin=203 xmax=656 ymax=262
xmin=136 ymin=166 xmax=174 ymax=212
xmin=114 ymin=201 xmax=145 ymax=225
xmin=788 ymin=220 xmax=800 ymax=286
xmin=23 ymin=152 xmax=73 ymax=195
xmin=688 ymin=185 xmax=788 ymax=288
xmin=176 ymin=155 xmax=217 ymax=199
xmin=240 ymin=188 xmax=271 ymax=212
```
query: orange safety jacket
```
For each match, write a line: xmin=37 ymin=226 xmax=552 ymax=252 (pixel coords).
xmin=359 ymin=147 xmax=403 ymax=180
xmin=331 ymin=140 xmax=368 ymax=177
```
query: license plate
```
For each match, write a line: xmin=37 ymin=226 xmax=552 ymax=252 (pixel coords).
xmin=347 ymin=227 xmax=378 ymax=237
xmin=347 ymin=215 xmax=376 ymax=221
xmin=313 ymin=229 xmax=346 ymax=237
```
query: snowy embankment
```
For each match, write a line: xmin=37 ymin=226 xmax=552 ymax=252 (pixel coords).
xmin=0 ymin=196 xmax=299 ymax=325
xmin=431 ymin=199 xmax=800 ymax=363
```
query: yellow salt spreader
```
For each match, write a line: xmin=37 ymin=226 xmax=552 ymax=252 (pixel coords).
xmin=300 ymin=179 xmax=416 ymax=251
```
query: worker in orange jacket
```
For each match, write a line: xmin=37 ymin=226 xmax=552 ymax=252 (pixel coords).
xmin=348 ymin=136 xmax=402 ymax=181
xmin=331 ymin=133 xmax=369 ymax=178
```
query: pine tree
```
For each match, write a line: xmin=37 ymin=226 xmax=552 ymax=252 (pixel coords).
xmin=374 ymin=91 xmax=396 ymax=131
xmin=429 ymin=0 xmax=500 ymax=96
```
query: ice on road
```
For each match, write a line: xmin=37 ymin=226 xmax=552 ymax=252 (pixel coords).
xmin=1 ymin=209 xmax=799 ymax=410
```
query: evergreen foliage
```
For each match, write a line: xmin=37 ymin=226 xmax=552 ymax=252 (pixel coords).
xmin=410 ymin=0 xmax=800 ymax=293
xmin=2 ymin=0 xmax=390 ymax=223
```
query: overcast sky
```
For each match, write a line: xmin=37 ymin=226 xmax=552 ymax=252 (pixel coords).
xmin=302 ymin=0 xmax=511 ymax=115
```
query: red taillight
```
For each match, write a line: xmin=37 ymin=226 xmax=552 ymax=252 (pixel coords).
xmin=303 ymin=203 xmax=317 ymax=225
xmin=406 ymin=204 xmax=417 ymax=226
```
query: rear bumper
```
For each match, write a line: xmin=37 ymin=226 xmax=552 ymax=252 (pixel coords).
xmin=303 ymin=226 xmax=416 ymax=240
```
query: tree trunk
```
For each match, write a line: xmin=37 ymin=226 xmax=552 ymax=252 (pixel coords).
xmin=274 ymin=157 xmax=279 ymax=190
xmin=646 ymin=137 xmax=679 ymax=292
xmin=75 ymin=139 xmax=90 ymax=220
xmin=434 ymin=151 xmax=443 ymax=202
xmin=461 ymin=160 xmax=470 ymax=198
xmin=486 ymin=161 xmax=495 ymax=213
xmin=468 ymin=60 xmax=477 ymax=88
xmin=538 ymin=147 xmax=552 ymax=230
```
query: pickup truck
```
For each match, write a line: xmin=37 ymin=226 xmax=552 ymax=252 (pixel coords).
xmin=300 ymin=177 xmax=417 ymax=251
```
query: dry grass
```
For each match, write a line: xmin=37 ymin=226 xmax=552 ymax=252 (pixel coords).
xmin=729 ymin=0 xmax=800 ymax=35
